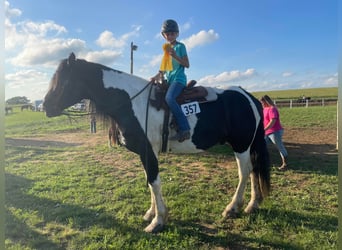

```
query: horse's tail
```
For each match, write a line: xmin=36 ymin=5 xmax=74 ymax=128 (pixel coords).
xmin=251 ymin=120 xmax=271 ymax=198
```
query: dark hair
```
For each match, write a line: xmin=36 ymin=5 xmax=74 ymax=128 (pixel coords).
xmin=260 ymin=95 xmax=275 ymax=106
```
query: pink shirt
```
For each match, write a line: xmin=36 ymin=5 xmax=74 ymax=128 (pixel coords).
xmin=263 ymin=106 xmax=283 ymax=135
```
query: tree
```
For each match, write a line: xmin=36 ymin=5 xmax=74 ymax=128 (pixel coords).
xmin=6 ymin=96 xmax=31 ymax=105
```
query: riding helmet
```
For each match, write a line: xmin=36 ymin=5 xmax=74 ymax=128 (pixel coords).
xmin=161 ymin=19 xmax=179 ymax=33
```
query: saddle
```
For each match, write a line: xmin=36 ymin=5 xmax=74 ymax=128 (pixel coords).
xmin=149 ymin=80 xmax=218 ymax=152
xmin=150 ymin=80 xmax=217 ymax=111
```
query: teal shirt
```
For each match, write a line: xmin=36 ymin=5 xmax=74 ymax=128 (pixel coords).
xmin=165 ymin=41 xmax=187 ymax=86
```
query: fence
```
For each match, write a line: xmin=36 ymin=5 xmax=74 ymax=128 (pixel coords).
xmin=274 ymin=98 xmax=338 ymax=108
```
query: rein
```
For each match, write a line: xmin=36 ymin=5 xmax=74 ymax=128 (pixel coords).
xmin=130 ymin=80 xmax=154 ymax=101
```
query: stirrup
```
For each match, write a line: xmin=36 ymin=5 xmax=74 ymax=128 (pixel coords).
xmin=169 ymin=130 xmax=190 ymax=142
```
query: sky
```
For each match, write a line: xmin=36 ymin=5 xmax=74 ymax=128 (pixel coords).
xmin=4 ymin=0 xmax=338 ymax=102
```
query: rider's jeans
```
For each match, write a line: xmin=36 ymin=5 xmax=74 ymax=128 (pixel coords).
xmin=165 ymin=82 xmax=190 ymax=132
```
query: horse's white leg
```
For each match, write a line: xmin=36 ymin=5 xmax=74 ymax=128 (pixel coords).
xmin=222 ymin=150 xmax=252 ymax=218
xmin=143 ymin=185 xmax=156 ymax=221
xmin=144 ymin=175 xmax=168 ymax=233
xmin=244 ymin=171 xmax=263 ymax=213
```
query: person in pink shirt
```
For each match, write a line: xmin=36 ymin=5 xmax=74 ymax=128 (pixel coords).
xmin=260 ymin=95 xmax=288 ymax=171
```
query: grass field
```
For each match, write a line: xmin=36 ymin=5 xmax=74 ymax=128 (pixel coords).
xmin=4 ymin=94 xmax=338 ymax=249
xmin=252 ymin=87 xmax=338 ymax=100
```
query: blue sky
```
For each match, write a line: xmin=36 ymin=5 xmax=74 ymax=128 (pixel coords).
xmin=4 ymin=0 xmax=338 ymax=102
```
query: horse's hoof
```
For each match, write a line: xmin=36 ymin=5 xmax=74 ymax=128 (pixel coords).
xmin=143 ymin=212 xmax=155 ymax=222
xmin=244 ymin=205 xmax=258 ymax=214
xmin=222 ymin=209 xmax=238 ymax=219
xmin=144 ymin=223 xmax=164 ymax=234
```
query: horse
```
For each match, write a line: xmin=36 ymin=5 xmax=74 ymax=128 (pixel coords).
xmin=297 ymin=96 xmax=311 ymax=103
xmin=21 ymin=104 xmax=34 ymax=111
xmin=5 ymin=106 xmax=13 ymax=115
xmin=43 ymin=53 xmax=270 ymax=233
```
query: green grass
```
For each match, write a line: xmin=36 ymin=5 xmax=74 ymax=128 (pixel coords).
xmin=252 ymin=87 xmax=338 ymax=100
xmin=5 ymin=108 xmax=89 ymax=137
xmin=280 ymin=106 xmax=337 ymax=128
xmin=5 ymin=101 xmax=338 ymax=249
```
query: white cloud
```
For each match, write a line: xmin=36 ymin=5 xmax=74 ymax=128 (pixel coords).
xmin=4 ymin=1 xmax=135 ymax=101
xmin=180 ymin=21 xmax=191 ymax=32
xmin=5 ymin=11 xmax=67 ymax=51
xmin=96 ymin=26 xmax=141 ymax=49
xmin=282 ymin=71 xmax=294 ymax=77
xmin=23 ymin=20 xmax=67 ymax=37
xmin=5 ymin=1 xmax=21 ymax=18
xmin=149 ymin=54 xmax=163 ymax=67
xmin=6 ymin=69 xmax=47 ymax=87
xmin=181 ymin=29 xmax=219 ymax=51
xmin=323 ymin=73 xmax=338 ymax=86
xmin=198 ymin=68 xmax=256 ymax=87
xmin=10 ymin=38 xmax=87 ymax=67
xmin=83 ymin=50 xmax=122 ymax=66
xmin=96 ymin=30 xmax=126 ymax=48
xmin=5 ymin=69 xmax=50 ymax=101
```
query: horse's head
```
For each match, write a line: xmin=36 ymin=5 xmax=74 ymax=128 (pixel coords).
xmin=44 ymin=53 xmax=86 ymax=117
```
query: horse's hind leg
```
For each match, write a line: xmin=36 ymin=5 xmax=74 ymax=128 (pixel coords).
xmin=244 ymin=171 xmax=263 ymax=213
xmin=222 ymin=150 xmax=252 ymax=218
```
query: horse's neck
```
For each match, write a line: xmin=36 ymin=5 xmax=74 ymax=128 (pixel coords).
xmin=102 ymin=69 xmax=149 ymax=98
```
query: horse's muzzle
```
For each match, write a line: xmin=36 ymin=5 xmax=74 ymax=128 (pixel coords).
xmin=44 ymin=103 xmax=62 ymax=117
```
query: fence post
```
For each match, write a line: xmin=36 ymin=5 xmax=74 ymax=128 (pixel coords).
xmin=290 ymin=99 xmax=292 ymax=108
xmin=305 ymin=99 xmax=309 ymax=108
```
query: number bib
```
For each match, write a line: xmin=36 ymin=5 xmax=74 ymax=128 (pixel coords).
xmin=180 ymin=101 xmax=201 ymax=116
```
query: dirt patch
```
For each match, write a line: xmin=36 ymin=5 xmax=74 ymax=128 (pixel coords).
xmin=283 ymin=127 xmax=338 ymax=157
xmin=6 ymin=127 xmax=338 ymax=162
xmin=5 ymin=132 xmax=107 ymax=148
xmin=284 ymin=127 xmax=337 ymax=146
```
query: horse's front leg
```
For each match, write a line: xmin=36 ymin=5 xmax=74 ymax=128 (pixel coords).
xmin=143 ymin=187 xmax=156 ymax=221
xmin=144 ymin=175 xmax=168 ymax=233
xmin=222 ymin=150 xmax=252 ymax=218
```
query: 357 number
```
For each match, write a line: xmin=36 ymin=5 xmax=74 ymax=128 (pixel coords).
xmin=181 ymin=101 xmax=201 ymax=116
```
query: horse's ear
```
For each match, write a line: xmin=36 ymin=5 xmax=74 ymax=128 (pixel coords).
xmin=68 ymin=52 xmax=76 ymax=65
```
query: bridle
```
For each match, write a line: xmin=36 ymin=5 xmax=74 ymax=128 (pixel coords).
xmin=60 ymin=80 xmax=154 ymax=132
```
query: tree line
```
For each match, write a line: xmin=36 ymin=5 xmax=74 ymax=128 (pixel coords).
xmin=6 ymin=96 xmax=31 ymax=105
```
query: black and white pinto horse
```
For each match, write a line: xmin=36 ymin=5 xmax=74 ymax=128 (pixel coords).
xmin=44 ymin=53 xmax=270 ymax=233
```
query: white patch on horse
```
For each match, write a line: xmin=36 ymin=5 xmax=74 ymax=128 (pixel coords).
xmin=167 ymin=114 xmax=202 ymax=153
xmin=102 ymin=69 xmax=147 ymax=97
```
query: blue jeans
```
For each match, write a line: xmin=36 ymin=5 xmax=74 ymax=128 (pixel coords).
xmin=265 ymin=129 xmax=288 ymax=158
xmin=165 ymin=82 xmax=190 ymax=131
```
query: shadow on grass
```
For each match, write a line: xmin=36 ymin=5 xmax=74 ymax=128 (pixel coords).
xmin=166 ymin=205 xmax=337 ymax=250
xmin=5 ymin=173 xmax=144 ymax=249
xmin=5 ymin=138 xmax=83 ymax=166
xmin=166 ymin=219 xmax=297 ymax=250
xmin=5 ymin=137 xmax=82 ymax=148
xmin=267 ymin=142 xmax=337 ymax=175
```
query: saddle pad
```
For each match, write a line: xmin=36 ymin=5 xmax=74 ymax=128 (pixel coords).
xmin=203 ymin=87 xmax=218 ymax=102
